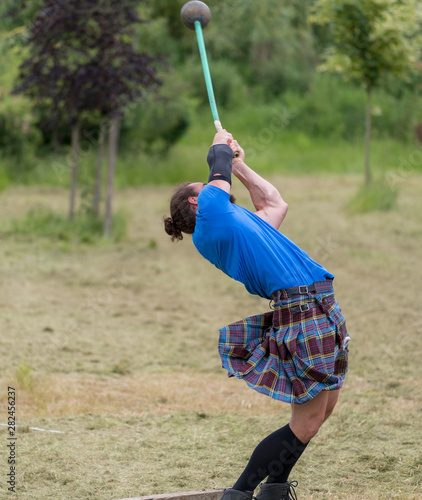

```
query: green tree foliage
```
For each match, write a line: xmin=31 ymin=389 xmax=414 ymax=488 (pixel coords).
xmin=210 ymin=0 xmax=318 ymax=96
xmin=140 ymin=0 xmax=319 ymax=100
xmin=12 ymin=0 xmax=162 ymax=232
xmin=0 ymin=10 xmax=41 ymax=178
xmin=1 ymin=0 xmax=421 ymax=191
xmin=310 ymin=0 xmax=422 ymax=183
xmin=13 ymin=0 xmax=161 ymax=132
xmin=0 ymin=0 xmax=34 ymax=31
xmin=0 ymin=86 xmax=41 ymax=179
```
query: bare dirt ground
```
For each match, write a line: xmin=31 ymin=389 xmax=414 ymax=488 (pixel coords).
xmin=0 ymin=175 xmax=421 ymax=499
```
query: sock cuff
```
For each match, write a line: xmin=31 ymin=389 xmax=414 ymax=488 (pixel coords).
xmin=287 ymin=423 xmax=308 ymax=447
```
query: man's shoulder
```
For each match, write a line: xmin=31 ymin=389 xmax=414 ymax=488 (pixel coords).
xmin=197 ymin=184 xmax=233 ymax=216
xmin=199 ymin=184 xmax=229 ymax=200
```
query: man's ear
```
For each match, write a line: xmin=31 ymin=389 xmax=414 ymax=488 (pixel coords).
xmin=188 ymin=196 xmax=198 ymax=205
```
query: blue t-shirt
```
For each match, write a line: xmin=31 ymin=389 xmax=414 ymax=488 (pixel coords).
xmin=193 ymin=185 xmax=334 ymax=299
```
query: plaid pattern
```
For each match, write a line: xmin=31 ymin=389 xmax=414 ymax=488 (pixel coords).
xmin=218 ymin=280 xmax=349 ymax=404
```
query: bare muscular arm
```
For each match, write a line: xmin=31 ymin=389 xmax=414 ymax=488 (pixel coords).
xmin=230 ymin=140 xmax=288 ymax=230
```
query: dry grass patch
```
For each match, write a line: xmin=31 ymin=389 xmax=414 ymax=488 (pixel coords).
xmin=0 ymin=175 xmax=421 ymax=499
xmin=2 ymin=372 xmax=282 ymax=419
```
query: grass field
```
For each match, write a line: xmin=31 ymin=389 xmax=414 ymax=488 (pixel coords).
xmin=0 ymin=174 xmax=421 ymax=499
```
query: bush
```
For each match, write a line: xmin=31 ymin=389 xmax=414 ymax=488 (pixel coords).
xmin=347 ymin=181 xmax=398 ymax=213
xmin=0 ymin=36 xmax=42 ymax=179
xmin=8 ymin=208 xmax=128 ymax=244
xmin=371 ymin=90 xmax=422 ymax=142
xmin=283 ymin=74 xmax=422 ymax=142
xmin=0 ymin=168 xmax=10 ymax=191
xmin=119 ymin=70 xmax=197 ymax=155
xmin=285 ymin=74 xmax=365 ymax=140
xmin=0 ymin=95 xmax=42 ymax=179
xmin=181 ymin=57 xmax=248 ymax=111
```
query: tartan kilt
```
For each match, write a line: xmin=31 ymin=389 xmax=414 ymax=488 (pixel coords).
xmin=218 ymin=280 xmax=349 ymax=405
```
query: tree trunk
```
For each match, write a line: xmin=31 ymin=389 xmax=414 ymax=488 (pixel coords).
xmin=365 ymin=86 xmax=372 ymax=185
xmin=104 ymin=115 xmax=120 ymax=237
xmin=69 ymin=122 xmax=81 ymax=221
xmin=52 ymin=128 xmax=62 ymax=154
xmin=93 ymin=123 xmax=106 ymax=218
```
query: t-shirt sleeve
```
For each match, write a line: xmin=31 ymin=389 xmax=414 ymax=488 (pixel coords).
xmin=197 ymin=185 xmax=235 ymax=216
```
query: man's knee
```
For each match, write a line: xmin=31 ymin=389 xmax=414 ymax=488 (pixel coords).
xmin=303 ymin=419 xmax=324 ymax=442
xmin=291 ymin=416 xmax=324 ymax=443
xmin=324 ymin=405 xmax=335 ymax=422
xmin=324 ymin=391 xmax=340 ymax=422
xmin=290 ymin=389 xmax=342 ymax=443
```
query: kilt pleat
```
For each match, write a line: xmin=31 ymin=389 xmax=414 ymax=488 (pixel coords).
xmin=218 ymin=281 xmax=349 ymax=405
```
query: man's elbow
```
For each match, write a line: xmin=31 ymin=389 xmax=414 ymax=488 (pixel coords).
xmin=271 ymin=194 xmax=288 ymax=221
xmin=273 ymin=191 xmax=288 ymax=214
xmin=280 ymin=200 xmax=288 ymax=220
xmin=262 ymin=200 xmax=288 ymax=229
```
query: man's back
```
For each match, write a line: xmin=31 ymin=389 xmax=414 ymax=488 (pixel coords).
xmin=193 ymin=184 xmax=333 ymax=299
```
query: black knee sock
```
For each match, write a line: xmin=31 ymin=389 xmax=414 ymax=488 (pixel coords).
xmin=232 ymin=424 xmax=308 ymax=492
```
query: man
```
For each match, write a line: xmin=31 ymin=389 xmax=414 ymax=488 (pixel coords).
xmin=164 ymin=130 xmax=349 ymax=500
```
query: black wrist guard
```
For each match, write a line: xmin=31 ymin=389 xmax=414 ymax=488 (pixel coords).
xmin=207 ymin=144 xmax=233 ymax=185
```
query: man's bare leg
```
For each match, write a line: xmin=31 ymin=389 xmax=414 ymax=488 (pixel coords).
xmin=290 ymin=389 xmax=340 ymax=443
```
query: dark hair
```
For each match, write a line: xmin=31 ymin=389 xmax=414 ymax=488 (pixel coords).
xmin=163 ymin=182 xmax=198 ymax=242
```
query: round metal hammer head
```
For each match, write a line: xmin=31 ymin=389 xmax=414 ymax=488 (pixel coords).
xmin=181 ymin=1 xmax=211 ymax=30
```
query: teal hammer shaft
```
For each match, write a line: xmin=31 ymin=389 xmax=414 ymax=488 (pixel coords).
xmin=194 ymin=20 xmax=222 ymax=132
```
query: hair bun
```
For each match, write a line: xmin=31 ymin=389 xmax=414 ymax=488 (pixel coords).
xmin=163 ymin=216 xmax=183 ymax=242
xmin=163 ymin=216 xmax=174 ymax=234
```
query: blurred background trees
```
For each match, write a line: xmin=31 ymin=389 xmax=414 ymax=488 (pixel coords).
xmin=0 ymin=0 xmax=421 ymax=219
xmin=310 ymin=0 xmax=422 ymax=184
xmin=10 ymin=0 xmax=162 ymax=234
